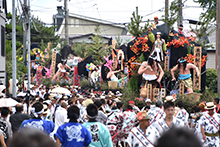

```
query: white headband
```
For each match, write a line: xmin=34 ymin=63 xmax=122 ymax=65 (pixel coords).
xmin=30 ymin=107 xmax=44 ymax=118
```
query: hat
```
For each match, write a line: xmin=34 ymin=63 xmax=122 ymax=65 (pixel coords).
xmin=156 ymin=32 xmax=161 ymax=35
xmin=164 ymin=96 xmax=175 ymax=102
xmin=145 ymin=99 xmax=152 ymax=103
xmin=154 ymin=16 xmax=158 ymax=19
xmin=78 ymin=95 xmax=84 ymax=100
xmin=100 ymin=95 xmax=105 ymax=99
xmin=136 ymin=111 xmax=151 ymax=121
xmin=82 ymin=99 xmax=93 ymax=107
xmin=116 ymin=91 xmax=123 ymax=97
xmin=205 ymin=102 xmax=216 ymax=110
xmin=129 ymin=100 xmax=135 ymax=104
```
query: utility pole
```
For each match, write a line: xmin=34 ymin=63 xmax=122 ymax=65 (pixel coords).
xmin=12 ymin=0 xmax=17 ymax=98
xmin=27 ymin=0 xmax=31 ymax=90
xmin=23 ymin=0 xmax=27 ymax=66
xmin=165 ymin=0 xmax=169 ymax=22
xmin=217 ymin=0 xmax=220 ymax=97
xmin=64 ymin=0 xmax=69 ymax=45
xmin=178 ymin=0 xmax=183 ymax=27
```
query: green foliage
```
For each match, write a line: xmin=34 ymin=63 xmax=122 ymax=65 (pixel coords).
xmin=190 ymin=15 xmax=215 ymax=49
xmin=41 ymin=77 xmax=53 ymax=88
xmin=206 ymin=68 xmax=217 ymax=87
xmin=73 ymin=41 xmax=88 ymax=59
xmin=128 ymin=76 xmax=139 ymax=92
xmin=87 ymin=26 xmax=111 ymax=65
xmin=193 ymin=0 xmax=216 ymax=22
xmin=121 ymin=85 xmax=145 ymax=109
xmin=79 ymin=78 xmax=94 ymax=88
xmin=115 ymin=34 xmax=123 ymax=49
xmin=127 ymin=7 xmax=150 ymax=37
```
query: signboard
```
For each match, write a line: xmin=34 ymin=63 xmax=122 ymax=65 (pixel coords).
xmin=193 ymin=46 xmax=201 ymax=90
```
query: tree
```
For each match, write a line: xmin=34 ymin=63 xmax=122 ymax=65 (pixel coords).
xmin=87 ymin=26 xmax=111 ymax=65
xmin=193 ymin=0 xmax=216 ymax=22
xmin=73 ymin=41 xmax=88 ymax=59
xmin=127 ymin=7 xmax=150 ymax=37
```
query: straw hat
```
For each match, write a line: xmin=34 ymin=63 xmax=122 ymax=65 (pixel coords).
xmin=82 ymin=99 xmax=93 ymax=107
xmin=164 ymin=96 xmax=175 ymax=102
xmin=205 ymin=102 xmax=216 ymax=110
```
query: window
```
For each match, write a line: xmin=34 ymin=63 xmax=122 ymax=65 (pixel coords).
xmin=1 ymin=26 xmax=5 ymax=56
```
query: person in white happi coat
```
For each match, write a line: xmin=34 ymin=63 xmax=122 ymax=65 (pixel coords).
xmin=174 ymin=100 xmax=189 ymax=127
xmin=154 ymin=100 xmax=184 ymax=136
xmin=147 ymin=99 xmax=165 ymax=126
xmin=126 ymin=111 xmax=159 ymax=147
xmin=200 ymin=102 xmax=220 ymax=147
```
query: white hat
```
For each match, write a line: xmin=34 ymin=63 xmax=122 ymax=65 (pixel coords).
xmin=78 ymin=95 xmax=84 ymax=100
xmin=164 ymin=96 xmax=175 ymax=102
xmin=205 ymin=102 xmax=216 ymax=110
xmin=145 ymin=99 xmax=152 ymax=103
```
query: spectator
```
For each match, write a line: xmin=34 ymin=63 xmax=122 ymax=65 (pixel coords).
xmin=8 ymin=128 xmax=57 ymax=147
xmin=19 ymin=102 xmax=54 ymax=136
xmin=55 ymin=105 xmax=92 ymax=147
xmin=83 ymin=104 xmax=113 ymax=147
xmin=156 ymin=127 xmax=202 ymax=147
xmin=9 ymin=103 xmax=31 ymax=133
xmin=0 ymin=107 xmax=13 ymax=145
xmin=126 ymin=111 xmax=159 ymax=147
xmin=54 ymin=101 xmax=68 ymax=132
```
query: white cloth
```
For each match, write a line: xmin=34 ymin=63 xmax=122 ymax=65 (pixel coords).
xmin=110 ymin=74 xmax=118 ymax=82
xmin=126 ymin=125 xmax=159 ymax=147
xmin=154 ymin=117 xmax=185 ymax=136
xmin=142 ymin=73 xmax=157 ymax=81
xmin=54 ymin=107 xmax=69 ymax=132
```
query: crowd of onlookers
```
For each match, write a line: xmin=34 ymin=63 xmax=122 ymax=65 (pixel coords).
xmin=0 ymin=84 xmax=219 ymax=147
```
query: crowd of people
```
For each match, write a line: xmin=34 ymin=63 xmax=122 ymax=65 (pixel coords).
xmin=0 ymin=84 xmax=219 ymax=147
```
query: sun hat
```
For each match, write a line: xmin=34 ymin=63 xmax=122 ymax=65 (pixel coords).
xmin=205 ymin=102 xmax=216 ymax=110
xmin=145 ymin=99 xmax=152 ymax=103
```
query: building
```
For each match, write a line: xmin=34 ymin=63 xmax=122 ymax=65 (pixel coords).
xmin=0 ymin=0 xmax=7 ymax=85
xmin=53 ymin=6 xmax=131 ymax=45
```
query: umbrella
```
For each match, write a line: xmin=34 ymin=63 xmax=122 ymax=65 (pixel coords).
xmin=51 ymin=87 xmax=71 ymax=94
xmin=0 ymin=98 xmax=18 ymax=107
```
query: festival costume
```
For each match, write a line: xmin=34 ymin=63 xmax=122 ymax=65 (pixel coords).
xmin=55 ymin=122 xmax=92 ymax=147
xmin=147 ymin=107 xmax=165 ymax=126
xmin=154 ymin=117 xmax=184 ymax=136
xmin=141 ymin=73 xmax=158 ymax=88
xmin=174 ymin=107 xmax=189 ymax=127
xmin=83 ymin=121 xmax=113 ymax=147
xmin=200 ymin=113 xmax=220 ymax=147
xmin=119 ymin=110 xmax=136 ymax=140
xmin=106 ymin=110 xmax=123 ymax=146
xmin=179 ymin=74 xmax=193 ymax=89
xmin=20 ymin=119 xmax=54 ymax=135
xmin=126 ymin=125 xmax=159 ymax=147
xmin=148 ymin=32 xmax=167 ymax=62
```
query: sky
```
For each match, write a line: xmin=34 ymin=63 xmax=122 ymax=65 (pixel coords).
xmin=7 ymin=0 xmax=205 ymax=30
